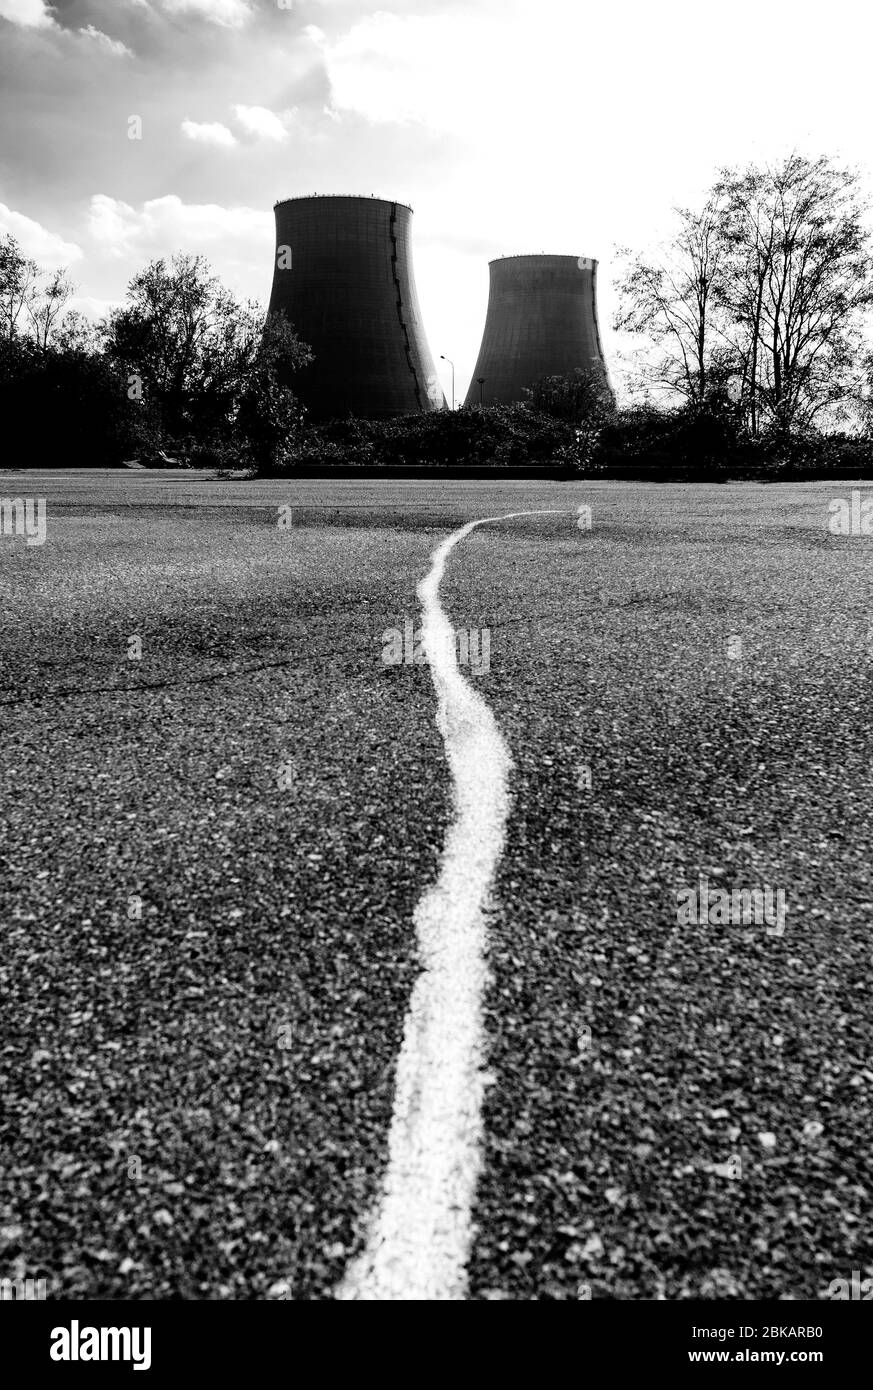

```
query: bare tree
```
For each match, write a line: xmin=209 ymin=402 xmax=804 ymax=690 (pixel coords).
xmin=613 ymin=198 xmax=727 ymax=405
xmin=27 ymin=268 xmax=75 ymax=352
xmin=0 ymin=233 xmax=39 ymax=342
xmin=715 ymin=154 xmax=873 ymax=434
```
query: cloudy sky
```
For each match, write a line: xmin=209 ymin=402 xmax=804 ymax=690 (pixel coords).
xmin=1 ymin=0 xmax=871 ymax=399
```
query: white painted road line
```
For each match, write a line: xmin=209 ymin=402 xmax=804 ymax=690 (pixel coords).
xmin=336 ymin=511 xmax=563 ymax=1302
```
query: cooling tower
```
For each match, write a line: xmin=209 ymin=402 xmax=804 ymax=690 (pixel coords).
xmin=464 ymin=254 xmax=612 ymax=407
xmin=268 ymin=195 xmax=445 ymax=420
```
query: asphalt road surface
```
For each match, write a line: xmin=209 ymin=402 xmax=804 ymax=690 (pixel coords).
xmin=1 ymin=470 xmax=871 ymax=1300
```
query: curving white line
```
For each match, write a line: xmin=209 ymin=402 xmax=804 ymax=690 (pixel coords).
xmin=336 ymin=511 xmax=563 ymax=1302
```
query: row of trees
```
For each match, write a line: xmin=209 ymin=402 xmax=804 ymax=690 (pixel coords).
xmin=3 ymin=151 xmax=873 ymax=475
xmin=0 ymin=236 xmax=310 ymax=469
xmin=614 ymin=153 xmax=873 ymax=437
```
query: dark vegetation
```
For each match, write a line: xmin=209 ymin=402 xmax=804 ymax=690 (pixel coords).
xmin=0 ymin=244 xmax=309 ymax=473
xmin=3 ymin=154 xmax=873 ymax=479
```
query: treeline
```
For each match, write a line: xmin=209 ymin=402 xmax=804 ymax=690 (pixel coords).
xmin=281 ymin=388 xmax=872 ymax=481
xmin=0 ymin=240 xmax=309 ymax=470
xmin=3 ymin=150 xmax=873 ymax=479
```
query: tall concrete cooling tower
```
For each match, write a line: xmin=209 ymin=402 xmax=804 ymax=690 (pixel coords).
xmin=464 ymin=254 xmax=612 ymax=407
xmin=268 ymin=195 xmax=445 ymax=420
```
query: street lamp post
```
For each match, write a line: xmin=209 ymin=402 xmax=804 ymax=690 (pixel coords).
xmin=477 ymin=377 xmax=486 ymax=406
xmin=440 ymin=355 xmax=455 ymax=411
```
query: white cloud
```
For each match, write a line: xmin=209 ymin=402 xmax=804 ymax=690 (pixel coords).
xmin=160 ymin=0 xmax=252 ymax=27
xmin=0 ymin=0 xmax=55 ymax=27
xmin=78 ymin=24 xmax=133 ymax=57
xmin=87 ymin=194 xmax=270 ymax=267
xmin=233 ymin=104 xmax=291 ymax=142
xmin=0 ymin=6 xmax=135 ymax=53
xmin=181 ymin=119 xmax=237 ymax=148
xmin=310 ymin=13 xmax=470 ymax=129
xmin=0 ymin=202 xmax=82 ymax=268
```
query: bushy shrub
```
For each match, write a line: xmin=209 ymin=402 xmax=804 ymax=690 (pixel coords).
xmin=264 ymin=403 xmax=576 ymax=474
xmin=0 ymin=336 xmax=137 ymax=467
xmin=754 ymin=430 xmax=873 ymax=480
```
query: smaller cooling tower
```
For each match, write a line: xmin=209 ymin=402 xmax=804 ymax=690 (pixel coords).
xmin=464 ymin=254 xmax=612 ymax=407
xmin=268 ymin=195 xmax=445 ymax=420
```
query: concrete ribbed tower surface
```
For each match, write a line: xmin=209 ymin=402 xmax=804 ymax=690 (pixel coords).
xmin=268 ymin=195 xmax=445 ymax=420
xmin=464 ymin=254 xmax=612 ymax=407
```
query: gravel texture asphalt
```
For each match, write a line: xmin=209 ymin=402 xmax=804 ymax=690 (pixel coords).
xmin=1 ymin=471 xmax=871 ymax=1300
